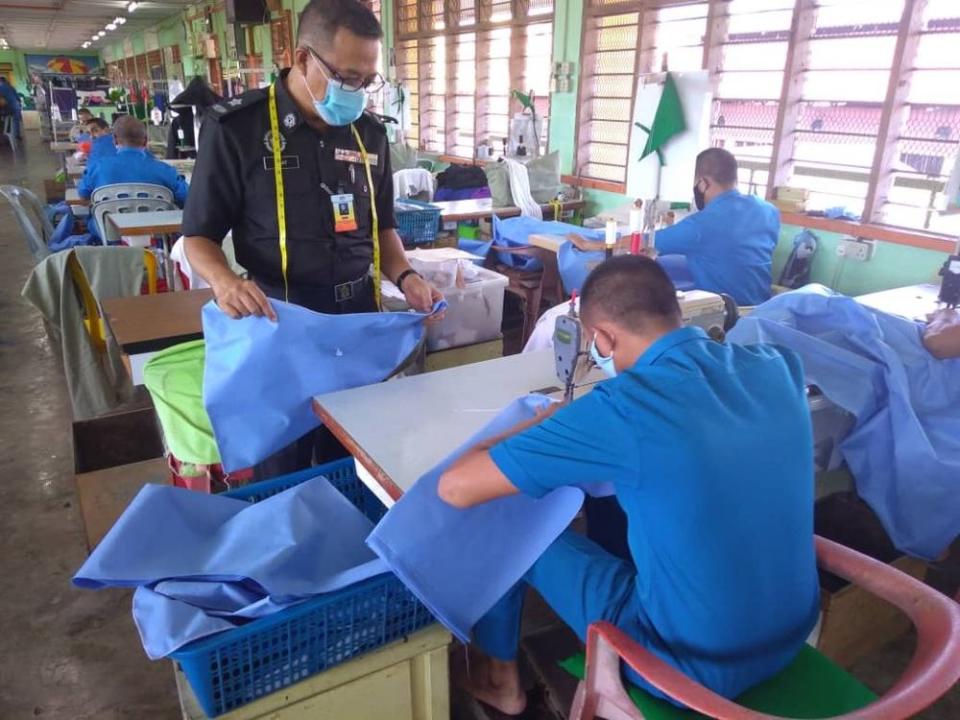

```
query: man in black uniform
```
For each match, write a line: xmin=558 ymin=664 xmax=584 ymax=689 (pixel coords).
xmin=182 ymin=0 xmax=442 ymax=475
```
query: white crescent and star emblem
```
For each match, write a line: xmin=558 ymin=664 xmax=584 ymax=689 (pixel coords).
xmin=283 ymin=113 xmax=296 ymax=129
xmin=228 ymin=97 xmax=243 ymax=107
xmin=213 ymin=104 xmax=227 ymax=113
xmin=263 ymin=130 xmax=287 ymax=152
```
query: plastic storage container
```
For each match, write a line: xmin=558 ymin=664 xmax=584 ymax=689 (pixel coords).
xmin=170 ymin=459 xmax=434 ymax=717
xmin=395 ymin=199 xmax=442 ymax=246
xmin=427 ymin=266 xmax=508 ymax=351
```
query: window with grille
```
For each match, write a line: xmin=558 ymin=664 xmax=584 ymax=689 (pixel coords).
xmin=577 ymin=1 xmax=709 ymax=184
xmin=711 ymin=0 xmax=796 ymax=197
xmin=575 ymin=0 xmax=960 ymax=236
xmin=883 ymin=0 xmax=960 ymax=235
xmin=395 ymin=0 xmax=554 ymax=158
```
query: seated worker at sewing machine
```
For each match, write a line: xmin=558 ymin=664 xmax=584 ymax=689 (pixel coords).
xmin=78 ymin=116 xmax=189 ymax=241
xmin=81 ymin=118 xmax=117 ymax=171
xmin=568 ymin=148 xmax=778 ymax=306
xmin=438 ymin=255 xmax=819 ymax=715
xmin=655 ymin=147 xmax=779 ymax=306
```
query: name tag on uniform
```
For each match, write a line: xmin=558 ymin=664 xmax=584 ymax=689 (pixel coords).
xmin=334 ymin=148 xmax=379 ymax=166
xmin=331 ymin=193 xmax=358 ymax=232
xmin=263 ymin=155 xmax=301 ymax=170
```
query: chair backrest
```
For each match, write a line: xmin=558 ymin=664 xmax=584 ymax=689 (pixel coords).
xmin=90 ymin=183 xmax=174 ymax=206
xmin=0 ymin=184 xmax=51 ymax=263
xmin=94 ymin=197 xmax=175 ymax=245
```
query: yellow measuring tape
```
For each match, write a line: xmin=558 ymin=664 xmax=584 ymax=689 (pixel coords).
xmin=268 ymin=83 xmax=381 ymax=308
xmin=268 ymin=83 xmax=290 ymax=302
xmin=350 ymin=124 xmax=381 ymax=310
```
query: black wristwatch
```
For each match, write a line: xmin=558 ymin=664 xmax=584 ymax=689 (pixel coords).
xmin=395 ymin=269 xmax=421 ymax=293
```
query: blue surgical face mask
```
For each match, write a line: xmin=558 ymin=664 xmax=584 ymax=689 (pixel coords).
xmin=590 ymin=334 xmax=617 ymax=378
xmin=302 ymin=55 xmax=366 ymax=127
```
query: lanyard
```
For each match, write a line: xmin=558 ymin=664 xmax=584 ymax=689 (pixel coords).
xmin=268 ymin=83 xmax=381 ymax=308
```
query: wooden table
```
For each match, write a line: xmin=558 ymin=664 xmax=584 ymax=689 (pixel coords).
xmin=102 ymin=289 xmax=212 ymax=384
xmin=434 ymin=197 xmax=585 ymax=223
xmin=857 ymin=283 xmax=941 ymax=322
xmin=528 ymin=233 xmax=568 ymax=253
xmin=314 ymin=350 xmax=567 ymax=508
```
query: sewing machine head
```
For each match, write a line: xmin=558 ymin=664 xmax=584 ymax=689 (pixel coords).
xmin=552 ymin=290 xmax=739 ymax=398
xmin=939 ymin=254 xmax=960 ymax=308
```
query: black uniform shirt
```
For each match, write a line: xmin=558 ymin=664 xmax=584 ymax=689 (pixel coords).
xmin=182 ymin=69 xmax=396 ymax=289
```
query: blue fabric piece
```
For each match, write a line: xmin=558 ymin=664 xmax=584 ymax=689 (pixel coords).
xmin=458 ymin=236 xmax=493 ymax=262
xmin=728 ymin=285 xmax=960 ymax=559
xmin=823 ymin=206 xmax=859 ymax=221
xmin=203 ymin=299 xmax=442 ymax=471
xmin=557 ymin=238 xmax=604 ymax=295
xmin=488 ymin=326 xmax=820 ymax=700
xmin=492 ymin=216 xmax=604 ymax=272
xmin=45 ymin=200 xmax=71 ymax=226
xmin=657 ymin=254 xmax=696 ymax=291
xmin=655 ymin=189 xmax=779 ymax=306
xmin=556 ymin=245 xmax=695 ymax=296
xmin=77 ymin=146 xmax=189 ymax=207
xmin=47 ymin=210 xmax=76 ymax=251
xmin=74 ymin=475 xmax=390 ymax=658
xmin=366 ymin=395 xmax=585 ymax=643
xmin=49 ymin=232 xmax=94 ymax=252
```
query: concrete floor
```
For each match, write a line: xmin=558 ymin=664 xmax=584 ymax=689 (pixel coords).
xmin=0 ymin=133 xmax=180 ymax=718
xmin=0 ymin=130 xmax=957 ymax=719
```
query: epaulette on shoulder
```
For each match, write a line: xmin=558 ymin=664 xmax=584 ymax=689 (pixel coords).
xmin=208 ymin=88 xmax=269 ymax=122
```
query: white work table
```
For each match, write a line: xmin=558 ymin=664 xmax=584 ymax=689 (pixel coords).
xmin=856 ymin=283 xmax=941 ymax=322
xmin=313 ymin=350 xmax=565 ymax=508
xmin=107 ymin=209 xmax=183 ymax=236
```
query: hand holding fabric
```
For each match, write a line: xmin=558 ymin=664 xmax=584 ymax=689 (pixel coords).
xmin=403 ymin=274 xmax=445 ymax=323
xmin=212 ymin=273 xmax=276 ymax=321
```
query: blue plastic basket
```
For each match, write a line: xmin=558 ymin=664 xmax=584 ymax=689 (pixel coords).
xmin=170 ymin=458 xmax=434 ymax=717
xmin=395 ymin=199 xmax=441 ymax=246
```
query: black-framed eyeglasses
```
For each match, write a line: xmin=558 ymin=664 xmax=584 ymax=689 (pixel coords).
xmin=305 ymin=46 xmax=385 ymax=93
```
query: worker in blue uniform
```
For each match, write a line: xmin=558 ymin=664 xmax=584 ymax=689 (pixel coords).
xmin=0 ymin=76 xmax=22 ymax=140
xmin=655 ymin=147 xmax=780 ymax=306
xmin=78 ymin=115 xmax=189 ymax=242
xmin=438 ymin=255 xmax=819 ymax=716
xmin=82 ymin=118 xmax=117 ymax=170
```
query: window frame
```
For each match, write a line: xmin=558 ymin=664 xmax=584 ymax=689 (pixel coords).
xmin=395 ymin=0 xmax=556 ymax=159
xmin=573 ymin=0 xmax=960 ymax=237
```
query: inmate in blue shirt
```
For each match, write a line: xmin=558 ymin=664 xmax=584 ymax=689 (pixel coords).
xmin=78 ymin=147 xmax=189 ymax=207
xmin=656 ymin=189 xmax=780 ymax=306
xmin=86 ymin=133 xmax=117 ymax=171
xmin=489 ymin=326 xmax=819 ymax=698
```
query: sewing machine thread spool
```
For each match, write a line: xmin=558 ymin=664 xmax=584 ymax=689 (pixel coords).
xmin=629 ymin=207 xmax=643 ymax=255
xmin=605 ymin=220 xmax=617 ymax=260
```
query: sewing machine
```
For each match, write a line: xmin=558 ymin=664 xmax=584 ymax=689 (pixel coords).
xmin=551 ymin=291 xmax=854 ymax=477
xmin=938 ymin=249 xmax=960 ymax=308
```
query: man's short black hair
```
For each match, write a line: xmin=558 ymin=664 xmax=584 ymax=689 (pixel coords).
xmin=695 ymin=147 xmax=738 ymax=186
xmin=297 ymin=0 xmax=383 ymax=49
xmin=78 ymin=108 xmax=93 ymax=117
xmin=86 ymin=118 xmax=109 ymax=131
xmin=581 ymin=255 xmax=682 ymax=331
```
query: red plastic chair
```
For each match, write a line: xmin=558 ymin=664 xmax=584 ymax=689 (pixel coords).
xmin=571 ymin=536 xmax=960 ymax=720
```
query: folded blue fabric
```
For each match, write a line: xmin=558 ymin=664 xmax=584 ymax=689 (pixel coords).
xmin=367 ymin=394 xmax=585 ymax=642
xmin=493 ymin=215 xmax=605 ymax=272
xmin=203 ymin=299 xmax=443 ymax=471
xmin=74 ymin=475 xmax=383 ymax=598
xmin=73 ymin=475 xmax=391 ymax=657
xmin=728 ymin=285 xmax=960 ymax=559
